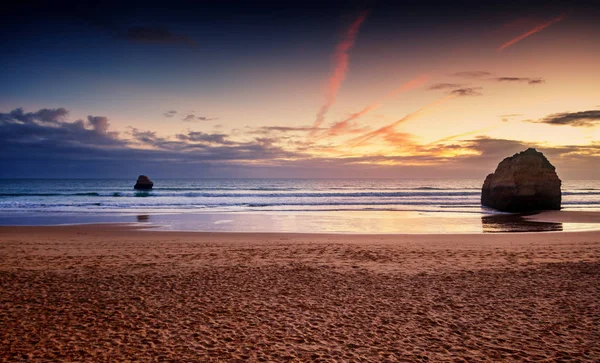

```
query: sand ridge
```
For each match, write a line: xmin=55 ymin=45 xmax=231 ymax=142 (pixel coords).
xmin=1 ymin=225 xmax=599 ymax=361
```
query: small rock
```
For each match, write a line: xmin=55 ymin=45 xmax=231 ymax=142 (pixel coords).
xmin=134 ymin=175 xmax=154 ymax=190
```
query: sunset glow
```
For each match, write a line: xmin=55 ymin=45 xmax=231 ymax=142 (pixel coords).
xmin=1 ymin=1 xmax=599 ymax=179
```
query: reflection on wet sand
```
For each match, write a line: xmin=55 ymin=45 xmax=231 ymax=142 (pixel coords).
xmin=482 ymin=214 xmax=563 ymax=233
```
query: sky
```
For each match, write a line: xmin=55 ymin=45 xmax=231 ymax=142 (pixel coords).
xmin=1 ymin=0 xmax=599 ymax=179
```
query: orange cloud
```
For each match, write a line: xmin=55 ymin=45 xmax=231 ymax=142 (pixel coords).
xmin=385 ymin=74 xmax=430 ymax=98
xmin=317 ymin=74 xmax=430 ymax=138
xmin=383 ymin=131 xmax=415 ymax=146
xmin=498 ymin=14 xmax=566 ymax=52
xmin=317 ymin=103 xmax=380 ymax=139
xmin=349 ymin=95 xmax=453 ymax=147
xmin=310 ymin=12 xmax=368 ymax=136
xmin=348 ymin=111 xmax=421 ymax=147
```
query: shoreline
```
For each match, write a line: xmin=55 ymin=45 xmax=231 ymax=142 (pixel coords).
xmin=2 ymin=222 xmax=600 ymax=264
xmin=0 ymin=211 xmax=600 ymax=235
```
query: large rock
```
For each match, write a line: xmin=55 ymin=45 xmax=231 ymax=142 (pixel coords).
xmin=134 ymin=175 xmax=154 ymax=190
xmin=481 ymin=148 xmax=561 ymax=212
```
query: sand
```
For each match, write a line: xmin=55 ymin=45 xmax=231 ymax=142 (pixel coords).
xmin=1 ymin=223 xmax=599 ymax=362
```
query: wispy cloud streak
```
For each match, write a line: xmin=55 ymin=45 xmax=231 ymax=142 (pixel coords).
xmin=531 ymin=110 xmax=600 ymax=127
xmin=495 ymin=77 xmax=544 ymax=84
xmin=452 ymin=71 xmax=492 ymax=78
xmin=318 ymin=74 xmax=430 ymax=138
xmin=386 ymin=74 xmax=430 ymax=98
xmin=320 ymin=104 xmax=378 ymax=138
xmin=310 ymin=11 xmax=368 ymax=136
xmin=498 ymin=14 xmax=566 ymax=52
xmin=428 ymin=83 xmax=463 ymax=90
xmin=451 ymin=87 xmax=483 ymax=97
xmin=349 ymin=96 xmax=453 ymax=147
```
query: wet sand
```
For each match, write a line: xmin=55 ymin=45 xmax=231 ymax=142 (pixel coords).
xmin=1 ymin=222 xmax=599 ymax=361
xmin=525 ymin=210 xmax=600 ymax=224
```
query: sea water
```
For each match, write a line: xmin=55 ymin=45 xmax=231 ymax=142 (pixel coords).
xmin=0 ymin=179 xmax=599 ymax=233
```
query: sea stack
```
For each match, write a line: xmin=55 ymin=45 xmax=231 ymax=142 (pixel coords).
xmin=134 ymin=175 xmax=154 ymax=190
xmin=481 ymin=148 xmax=561 ymax=212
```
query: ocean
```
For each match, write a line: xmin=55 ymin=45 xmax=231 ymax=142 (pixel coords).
xmin=1 ymin=179 xmax=599 ymax=233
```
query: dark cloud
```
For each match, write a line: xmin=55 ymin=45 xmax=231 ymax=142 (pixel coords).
xmin=123 ymin=26 xmax=196 ymax=46
xmin=532 ymin=110 xmax=600 ymax=127
xmin=129 ymin=128 xmax=158 ymax=143
xmin=148 ymin=130 xmax=299 ymax=162
xmin=2 ymin=107 xmax=599 ymax=179
xmin=428 ymin=83 xmax=482 ymax=97
xmin=163 ymin=110 xmax=177 ymax=118
xmin=460 ymin=137 xmax=527 ymax=159
xmin=417 ymin=136 xmax=600 ymax=179
xmin=182 ymin=113 xmax=218 ymax=122
xmin=452 ymin=73 xmax=545 ymax=85
xmin=176 ymin=131 xmax=233 ymax=145
xmin=2 ymin=107 xmax=69 ymax=124
xmin=0 ymin=108 xmax=123 ymax=151
xmin=460 ymin=137 xmax=600 ymax=179
xmin=452 ymin=71 xmax=492 ymax=78
xmin=427 ymin=83 xmax=482 ymax=96
xmin=428 ymin=83 xmax=464 ymax=90
xmin=495 ymin=77 xmax=544 ymax=85
xmin=128 ymin=127 xmax=186 ymax=150
xmin=249 ymin=126 xmax=317 ymax=135
xmin=87 ymin=115 xmax=111 ymax=135
xmin=0 ymin=107 xmax=304 ymax=178
xmin=451 ymin=87 xmax=483 ymax=97
xmin=527 ymin=79 xmax=545 ymax=85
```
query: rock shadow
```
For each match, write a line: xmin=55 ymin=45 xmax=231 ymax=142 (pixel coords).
xmin=136 ymin=215 xmax=150 ymax=223
xmin=482 ymin=213 xmax=563 ymax=233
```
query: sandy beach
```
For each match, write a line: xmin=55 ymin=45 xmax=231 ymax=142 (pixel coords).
xmin=1 ymin=217 xmax=599 ymax=361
